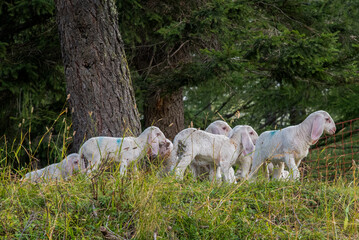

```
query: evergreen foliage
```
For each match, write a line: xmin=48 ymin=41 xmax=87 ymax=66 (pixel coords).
xmin=117 ymin=0 xmax=359 ymax=129
xmin=0 ymin=0 xmax=358 ymax=165
xmin=0 ymin=0 xmax=65 ymax=138
xmin=183 ymin=0 xmax=359 ymax=129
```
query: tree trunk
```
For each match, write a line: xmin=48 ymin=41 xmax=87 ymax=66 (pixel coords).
xmin=144 ymin=89 xmax=184 ymax=140
xmin=54 ymin=0 xmax=141 ymax=150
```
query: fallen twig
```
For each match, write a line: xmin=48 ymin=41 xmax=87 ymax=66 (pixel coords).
xmin=100 ymin=226 xmax=125 ymax=240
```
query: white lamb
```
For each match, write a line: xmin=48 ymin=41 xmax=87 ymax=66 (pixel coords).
xmin=205 ymin=120 xmax=232 ymax=135
xmin=79 ymin=126 xmax=171 ymax=175
xmin=204 ymin=124 xmax=258 ymax=180
xmin=166 ymin=125 xmax=255 ymax=183
xmin=190 ymin=120 xmax=232 ymax=178
xmin=267 ymin=162 xmax=290 ymax=180
xmin=230 ymin=125 xmax=258 ymax=180
xmin=249 ymin=110 xmax=336 ymax=180
xmin=22 ymin=153 xmax=84 ymax=183
xmin=158 ymin=138 xmax=173 ymax=159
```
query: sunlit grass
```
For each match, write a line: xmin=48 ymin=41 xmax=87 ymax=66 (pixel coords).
xmin=1 ymin=115 xmax=359 ymax=239
xmin=1 ymin=161 xmax=359 ymax=239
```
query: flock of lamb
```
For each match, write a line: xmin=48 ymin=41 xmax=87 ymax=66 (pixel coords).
xmin=23 ymin=110 xmax=336 ymax=183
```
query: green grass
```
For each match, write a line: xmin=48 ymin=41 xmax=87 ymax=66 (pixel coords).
xmin=1 ymin=164 xmax=359 ymax=239
xmin=1 ymin=115 xmax=359 ymax=239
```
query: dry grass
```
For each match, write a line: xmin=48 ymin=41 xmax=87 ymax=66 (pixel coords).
xmin=0 ymin=163 xmax=358 ymax=239
xmin=1 ymin=114 xmax=359 ymax=239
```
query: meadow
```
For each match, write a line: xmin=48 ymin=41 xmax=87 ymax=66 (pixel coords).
xmin=1 ymin=117 xmax=359 ymax=239
xmin=1 ymin=160 xmax=359 ymax=239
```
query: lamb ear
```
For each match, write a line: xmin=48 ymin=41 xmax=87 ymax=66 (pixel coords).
xmin=148 ymin=129 xmax=159 ymax=156
xmin=65 ymin=164 xmax=72 ymax=179
xmin=311 ymin=116 xmax=325 ymax=144
xmin=241 ymin=131 xmax=254 ymax=156
xmin=61 ymin=157 xmax=74 ymax=178
xmin=227 ymin=129 xmax=235 ymax=138
xmin=209 ymin=126 xmax=220 ymax=135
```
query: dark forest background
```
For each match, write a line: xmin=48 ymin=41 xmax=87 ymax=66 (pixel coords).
xmin=1 ymin=0 xmax=358 ymax=167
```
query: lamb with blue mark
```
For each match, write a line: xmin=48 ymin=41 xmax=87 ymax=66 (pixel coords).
xmin=249 ymin=110 xmax=336 ymax=181
xmin=79 ymin=126 xmax=173 ymax=175
xmin=269 ymin=130 xmax=277 ymax=137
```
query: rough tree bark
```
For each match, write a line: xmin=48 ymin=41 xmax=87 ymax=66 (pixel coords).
xmin=144 ymin=89 xmax=184 ymax=140
xmin=54 ymin=0 xmax=141 ymax=150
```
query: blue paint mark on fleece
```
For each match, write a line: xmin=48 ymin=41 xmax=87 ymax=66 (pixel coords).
xmin=269 ymin=130 xmax=278 ymax=137
xmin=97 ymin=137 xmax=104 ymax=146
xmin=116 ymin=138 xmax=122 ymax=145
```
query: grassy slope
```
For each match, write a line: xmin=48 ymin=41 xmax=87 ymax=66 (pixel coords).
xmin=1 ymin=118 xmax=358 ymax=239
xmin=1 ymin=165 xmax=358 ymax=239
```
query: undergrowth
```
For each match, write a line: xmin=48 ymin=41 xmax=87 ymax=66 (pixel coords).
xmin=1 ymin=111 xmax=358 ymax=239
xmin=0 ymin=164 xmax=358 ymax=239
